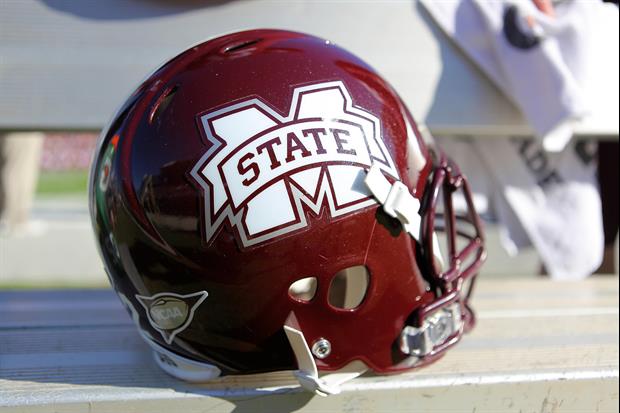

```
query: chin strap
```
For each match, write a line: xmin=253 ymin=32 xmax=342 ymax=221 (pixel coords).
xmin=364 ymin=164 xmax=443 ymax=266
xmin=284 ymin=319 xmax=367 ymax=396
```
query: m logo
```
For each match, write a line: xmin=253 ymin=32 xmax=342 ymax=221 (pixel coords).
xmin=190 ymin=81 xmax=399 ymax=248
xmin=136 ymin=291 xmax=208 ymax=344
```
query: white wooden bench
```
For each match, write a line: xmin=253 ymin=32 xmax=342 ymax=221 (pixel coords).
xmin=1 ymin=278 xmax=618 ymax=412
xmin=1 ymin=0 xmax=617 ymax=137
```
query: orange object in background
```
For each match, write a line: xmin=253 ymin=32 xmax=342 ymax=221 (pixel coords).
xmin=532 ymin=0 xmax=555 ymax=17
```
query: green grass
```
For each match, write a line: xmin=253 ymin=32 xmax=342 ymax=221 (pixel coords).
xmin=36 ymin=170 xmax=89 ymax=195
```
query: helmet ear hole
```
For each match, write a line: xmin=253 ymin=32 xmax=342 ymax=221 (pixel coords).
xmin=289 ymin=277 xmax=318 ymax=302
xmin=328 ymin=266 xmax=370 ymax=310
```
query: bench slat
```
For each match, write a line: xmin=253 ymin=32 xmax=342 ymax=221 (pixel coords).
xmin=1 ymin=278 xmax=618 ymax=412
xmin=1 ymin=1 xmax=618 ymax=137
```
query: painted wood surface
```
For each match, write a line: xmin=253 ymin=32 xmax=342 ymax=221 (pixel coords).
xmin=1 ymin=278 xmax=618 ymax=412
xmin=1 ymin=0 xmax=617 ymax=137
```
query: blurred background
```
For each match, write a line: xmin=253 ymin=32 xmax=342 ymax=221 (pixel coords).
xmin=0 ymin=0 xmax=618 ymax=288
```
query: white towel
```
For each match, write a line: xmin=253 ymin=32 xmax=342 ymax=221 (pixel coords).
xmin=438 ymin=136 xmax=603 ymax=279
xmin=421 ymin=0 xmax=618 ymax=151
xmin=421 ymin=0 xmax=615 ymax=278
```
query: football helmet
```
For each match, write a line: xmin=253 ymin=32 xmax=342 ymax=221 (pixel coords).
xmin=90 ymin=29 xmax=485 ymax=395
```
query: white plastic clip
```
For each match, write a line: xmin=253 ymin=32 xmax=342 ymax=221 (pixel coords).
xmin=364 ymin=164 xmax=421 ymax=241
xmin=284 ymin=315 xmax=367 ymax=396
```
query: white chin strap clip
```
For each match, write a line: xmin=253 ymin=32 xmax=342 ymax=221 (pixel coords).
xmin=364 ymin=164 xmax=422 ymax=241
xmin=284 ymin=321 xmax=367 ymax=396
xmin=364 ymin=164 xmax=443 ymax=265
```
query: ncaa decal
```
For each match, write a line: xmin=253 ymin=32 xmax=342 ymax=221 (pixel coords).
xmin=190 ymin=81 xmax=399 ymax=247
xmin=136 ymin=291 xmax=208 ymax=344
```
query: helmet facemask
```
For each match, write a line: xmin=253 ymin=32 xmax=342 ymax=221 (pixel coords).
xmin=403 ymin=151 xmax=486 ymax=365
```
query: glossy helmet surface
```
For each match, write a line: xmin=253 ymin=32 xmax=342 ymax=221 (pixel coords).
xmin=89 ymin=29 xmax=485 ymax=393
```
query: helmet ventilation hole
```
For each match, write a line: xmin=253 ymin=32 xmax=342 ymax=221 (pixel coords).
xmin=289 ymin=277 xmax=318 ymax=302
xmin=224 ymin=39 xmax=261 ymax=54
xmin=328 ymin=266 xmax=370 ymax=310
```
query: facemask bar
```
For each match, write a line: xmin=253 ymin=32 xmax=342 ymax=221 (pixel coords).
xmin=416 ymin=151 xmax=486 ymax=340
xmin=365 ymin=156 xmax=485 ymax=366
xmin=397 ymin=151 xmax=486 ymax=368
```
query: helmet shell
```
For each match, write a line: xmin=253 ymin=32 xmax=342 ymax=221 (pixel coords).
xmin=90 ymin=29 xmax=435 ymax=374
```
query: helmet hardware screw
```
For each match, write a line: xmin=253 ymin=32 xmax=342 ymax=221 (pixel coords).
xmin=311 ymin=338 xmax=331 ymax=359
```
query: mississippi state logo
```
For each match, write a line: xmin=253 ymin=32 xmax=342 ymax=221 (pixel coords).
xmin=190 ymin=81 xmax=399 ymax=247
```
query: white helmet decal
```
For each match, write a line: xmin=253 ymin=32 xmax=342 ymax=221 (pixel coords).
xmin=190 ymin=81 xmax=399 ymax=247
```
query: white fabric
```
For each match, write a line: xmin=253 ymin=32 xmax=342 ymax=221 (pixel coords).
xmin=439 ymin=136 xmax=603 ymax=279
xmin=421 ymin=0 xmax=618 ymax=151
xmin=420 ymin=0 xmax=611 ymax=278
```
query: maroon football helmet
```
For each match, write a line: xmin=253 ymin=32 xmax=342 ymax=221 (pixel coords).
xmin=90 ymin=29 xmax=485 ymax=395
